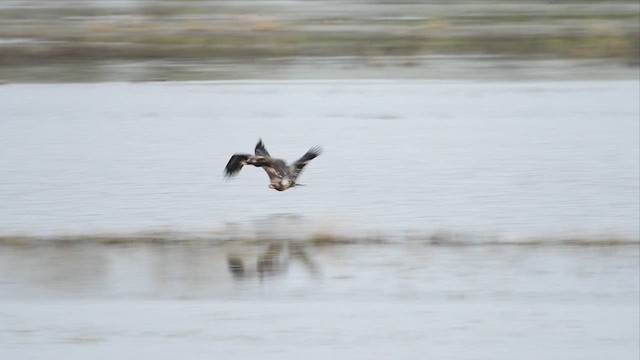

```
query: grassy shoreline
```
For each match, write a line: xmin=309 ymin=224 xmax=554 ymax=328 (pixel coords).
xmin=0 ymin=1 xmax=637 ymax=81
xmin=1 ymin=231 xmax=637 ymax=247
xmin=1 ymin=33 xmax=638 ymax=65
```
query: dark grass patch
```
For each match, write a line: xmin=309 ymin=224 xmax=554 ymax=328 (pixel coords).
xmin=1 ymin=32 xmax=638 ymax=66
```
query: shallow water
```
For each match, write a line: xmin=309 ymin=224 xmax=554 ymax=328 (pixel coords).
xmin=0 ymin=80 xmax=638 ymax=240
xmin=0 ymin=242 xmax=638 ymax=359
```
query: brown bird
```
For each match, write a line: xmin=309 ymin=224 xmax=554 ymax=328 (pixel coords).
xmin=224 ymin=139 xmax=322 ymax=191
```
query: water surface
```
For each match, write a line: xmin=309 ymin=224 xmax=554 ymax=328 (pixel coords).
xmin=0 ymin=242 xmax=637 ymax=360
xmin=0 ymin=80 xmax=638 ymax=240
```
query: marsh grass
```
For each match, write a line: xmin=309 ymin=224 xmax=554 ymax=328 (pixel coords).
xmin=1 ymin=230 xmax=636 ymax=248
xmin=0 ymin=2 xmax=637 ymax=68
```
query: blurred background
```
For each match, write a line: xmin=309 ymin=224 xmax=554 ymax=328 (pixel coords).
xmin=0 ymin=0 xmax=638 ymax=81
xmin=0 ymin=1 xmax=638 ymax=360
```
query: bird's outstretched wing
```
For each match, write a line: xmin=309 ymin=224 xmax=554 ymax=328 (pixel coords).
xmin=289 ymin=146 xmax=322 ymax=181
xmin=224 ymin=154 xmax=251 ymax=177
xmin=255 ymin=139 xmax=271 ymax=157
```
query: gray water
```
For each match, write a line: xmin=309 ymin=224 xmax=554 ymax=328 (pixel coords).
xmin=0 ymin=241 xmax=638 ymax=360
xmin=1 ymin=80 xmax=638 ymax=240
xmin=1 ymin=79 xmax=639 ymax=359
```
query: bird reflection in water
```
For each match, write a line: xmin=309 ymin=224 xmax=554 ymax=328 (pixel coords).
xmin=227 ymin=241 xmax=319 ymax=280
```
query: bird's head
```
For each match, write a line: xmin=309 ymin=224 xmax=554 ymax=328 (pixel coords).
xmin=269 ymin=184 xmax=285 ymax=191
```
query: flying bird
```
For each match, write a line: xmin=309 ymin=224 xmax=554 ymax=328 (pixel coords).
xmin=224 ymin=139 xmax=322 ymax=191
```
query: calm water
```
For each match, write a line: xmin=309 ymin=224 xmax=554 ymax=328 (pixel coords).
xmin=0 ymin=242 xmax=638 ymax=360
xmin=0 ymin=80 xmax=638 ymax=240
xmin=1 ymin=79 xmax=638 ymax=358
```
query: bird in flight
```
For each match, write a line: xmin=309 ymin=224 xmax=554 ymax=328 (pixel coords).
xmin=224 ymin=139 xmax=322 ymax=191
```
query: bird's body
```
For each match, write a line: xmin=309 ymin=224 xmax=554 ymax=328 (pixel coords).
xmin=224 ymin=139 xmax=321 ymax=191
